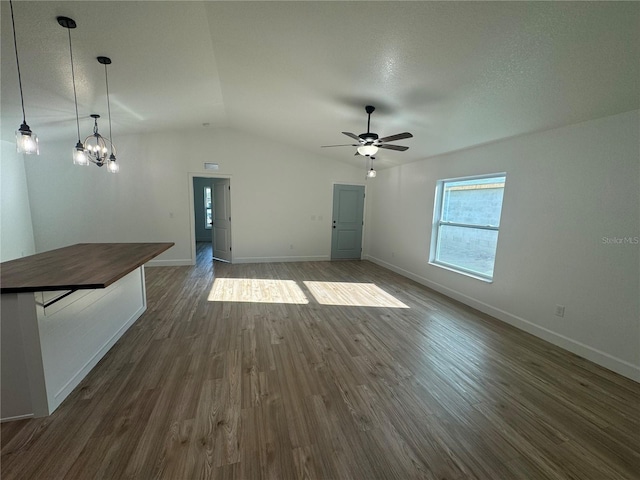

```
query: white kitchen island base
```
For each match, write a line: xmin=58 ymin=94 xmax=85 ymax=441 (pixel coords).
xmin=1 ymin=267 xmax=147 ymax=421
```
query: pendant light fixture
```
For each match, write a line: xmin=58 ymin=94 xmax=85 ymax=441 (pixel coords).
xmin=96 ymin=56 xmax=118 ymax=173
xmin=58 ymin=16 xmax=88 ymax=166
xmin=10 ymin=0 xmax=38 ymax=155
xmin=366 ymin=156 xmax=377 ymax=179
xmin=79 ymin=57 xmax=118 ymax=172
xmin=83 ymin=113 xmax=118 ymax=172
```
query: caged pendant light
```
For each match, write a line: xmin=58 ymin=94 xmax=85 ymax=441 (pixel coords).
xmin=10 ymin=0 xmax=39 ymax=155
xmin=79 ymin=58 xmax=118 ymax=173
xmin=93 ymin=56 xmax=118 ymax=173
xmin=83 ymin=112 xmax=118 ymax=172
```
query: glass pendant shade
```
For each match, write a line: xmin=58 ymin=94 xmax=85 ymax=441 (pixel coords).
xmin=357 ymin=145 xmax=378 ymax=156
xmin=367 ymin=168 xmax=377 ymax=178
xmin=107 ymin=154 xmax=119 ymax=173
xmin=16 ymin=124 xmax=39 ymax=155
xmin=73 ymin=142 xmax=89 ymax=166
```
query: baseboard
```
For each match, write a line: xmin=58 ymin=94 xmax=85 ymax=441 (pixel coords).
xmin=233 ymin=255 xmax=330 ymax=264
xmin=1 ymin=413 xmax=34 ymax=423
xmin=364 ymin=255 xmax=640 ymax=382
xmin=147 ymin=259 xmax=193 ymax=267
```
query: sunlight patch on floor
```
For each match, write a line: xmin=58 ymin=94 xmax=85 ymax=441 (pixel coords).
xmin=303 ymin=281 xmax=409 ymax=308
xmin=208 ymin=278 xmax=309 ymax=304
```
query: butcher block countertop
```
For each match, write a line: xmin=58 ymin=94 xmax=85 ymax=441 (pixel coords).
xmin=0 ymin=243 xmax=174 ymax=294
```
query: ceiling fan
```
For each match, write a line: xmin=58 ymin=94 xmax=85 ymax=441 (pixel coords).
xmin=321 ymin=105 xmax=413 ymax=156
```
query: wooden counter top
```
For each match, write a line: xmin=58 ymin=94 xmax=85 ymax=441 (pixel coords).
xmin=0 ymin=243 xmax=174 ymax=294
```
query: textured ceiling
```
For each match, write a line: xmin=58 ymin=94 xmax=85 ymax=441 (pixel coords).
xmin=1 ymin=1 xmax=638 ymax=170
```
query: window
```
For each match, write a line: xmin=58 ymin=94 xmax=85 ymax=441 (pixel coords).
xmin=430 ymin=173 xmax=506 ymax=281
xmin=204 ymin=186 xmax=212 ymax=229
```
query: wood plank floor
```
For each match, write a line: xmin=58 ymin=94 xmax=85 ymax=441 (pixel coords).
xmin=2 ymin=243 xmax=639 ymax=479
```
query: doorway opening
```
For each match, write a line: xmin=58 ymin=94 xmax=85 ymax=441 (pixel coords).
xmin=189 ymin=174 xmax=232 ymax=266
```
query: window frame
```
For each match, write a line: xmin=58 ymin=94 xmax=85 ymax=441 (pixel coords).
xmin=204 ymin=186 xmax=212 ymax=229
xmin=429 ymin=172 xmax=506 ymax=282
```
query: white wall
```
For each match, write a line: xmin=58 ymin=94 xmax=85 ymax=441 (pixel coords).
xmin=23 ymin=127 xmax=365 ymax=264
xmin=1 ymin=140 xmax=35 ymax=262
xmin=364 ymin=110 xmax=640 ymax=381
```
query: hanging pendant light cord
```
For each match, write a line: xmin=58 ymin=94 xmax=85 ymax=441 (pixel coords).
xmin=66 ymin=27 xmax=81 ymax=142
xmin=104 ymin=63 xmax=114 ymax=154
xmin=9 ymin=0 xmax=27 ymax=124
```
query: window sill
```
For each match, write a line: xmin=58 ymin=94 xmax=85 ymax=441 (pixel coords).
xmin=428 ymin=261 xmax=493 ymax=283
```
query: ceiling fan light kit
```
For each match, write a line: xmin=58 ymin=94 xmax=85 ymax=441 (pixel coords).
xmin=357 ymin=145 xmax=378 ymax=156
xmin=321 ymin=105 xmax=412 ymax=178
xmin=59 ymin=16 xmax=119 ymax=173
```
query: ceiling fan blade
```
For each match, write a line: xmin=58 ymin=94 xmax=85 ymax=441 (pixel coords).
xmin=342 ymin=132 xmax=361 ymax=142
xmin=378 ymin=144 xmax=409 ymax=151
xmin=321 ymin=144 xmax=358 ymax=148
xmin=378 ymin=132 xmax=413 ymax=143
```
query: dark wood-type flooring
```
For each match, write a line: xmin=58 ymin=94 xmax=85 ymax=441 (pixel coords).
xmin=2 ymin=243 xmax=639 ymax=479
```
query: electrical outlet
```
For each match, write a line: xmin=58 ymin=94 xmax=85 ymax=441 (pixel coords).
xmin=554 ymin=305 xmax=565 ymax=317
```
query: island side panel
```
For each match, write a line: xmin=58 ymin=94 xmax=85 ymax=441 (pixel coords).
xmin=1 ymin=292 xmax=45 ymax=420
xmin=37 ymin=266 xmax=147 ymax=414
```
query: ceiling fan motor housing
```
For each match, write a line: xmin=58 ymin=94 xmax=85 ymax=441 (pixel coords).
xmin=359 ymin=132 xmax=379 ymax=143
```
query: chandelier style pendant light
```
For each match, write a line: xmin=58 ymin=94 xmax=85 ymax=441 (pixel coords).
xmin=84 ymin=113 xmax=118 ymax=172
xmin=81 ymin=57 xmax=118 ymax=172
xmin=10 ymin=0 xmax=38 ymax=155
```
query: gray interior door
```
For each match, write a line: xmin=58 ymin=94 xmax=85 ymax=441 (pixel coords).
xmin=212 ymin=178 xmax=232 ymax=262
xmin=331 ymin=184 xmax=365 ymax=260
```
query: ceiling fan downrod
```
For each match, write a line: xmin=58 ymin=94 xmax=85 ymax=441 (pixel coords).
xmin=365 ymin=105 xmax=375 ymax=134
xmin=361 ymin=105 xmax=379 ymax=142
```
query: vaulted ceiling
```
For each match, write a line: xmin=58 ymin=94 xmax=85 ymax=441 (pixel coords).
xmin=2 ymin=1 xmax=638 ymax=169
